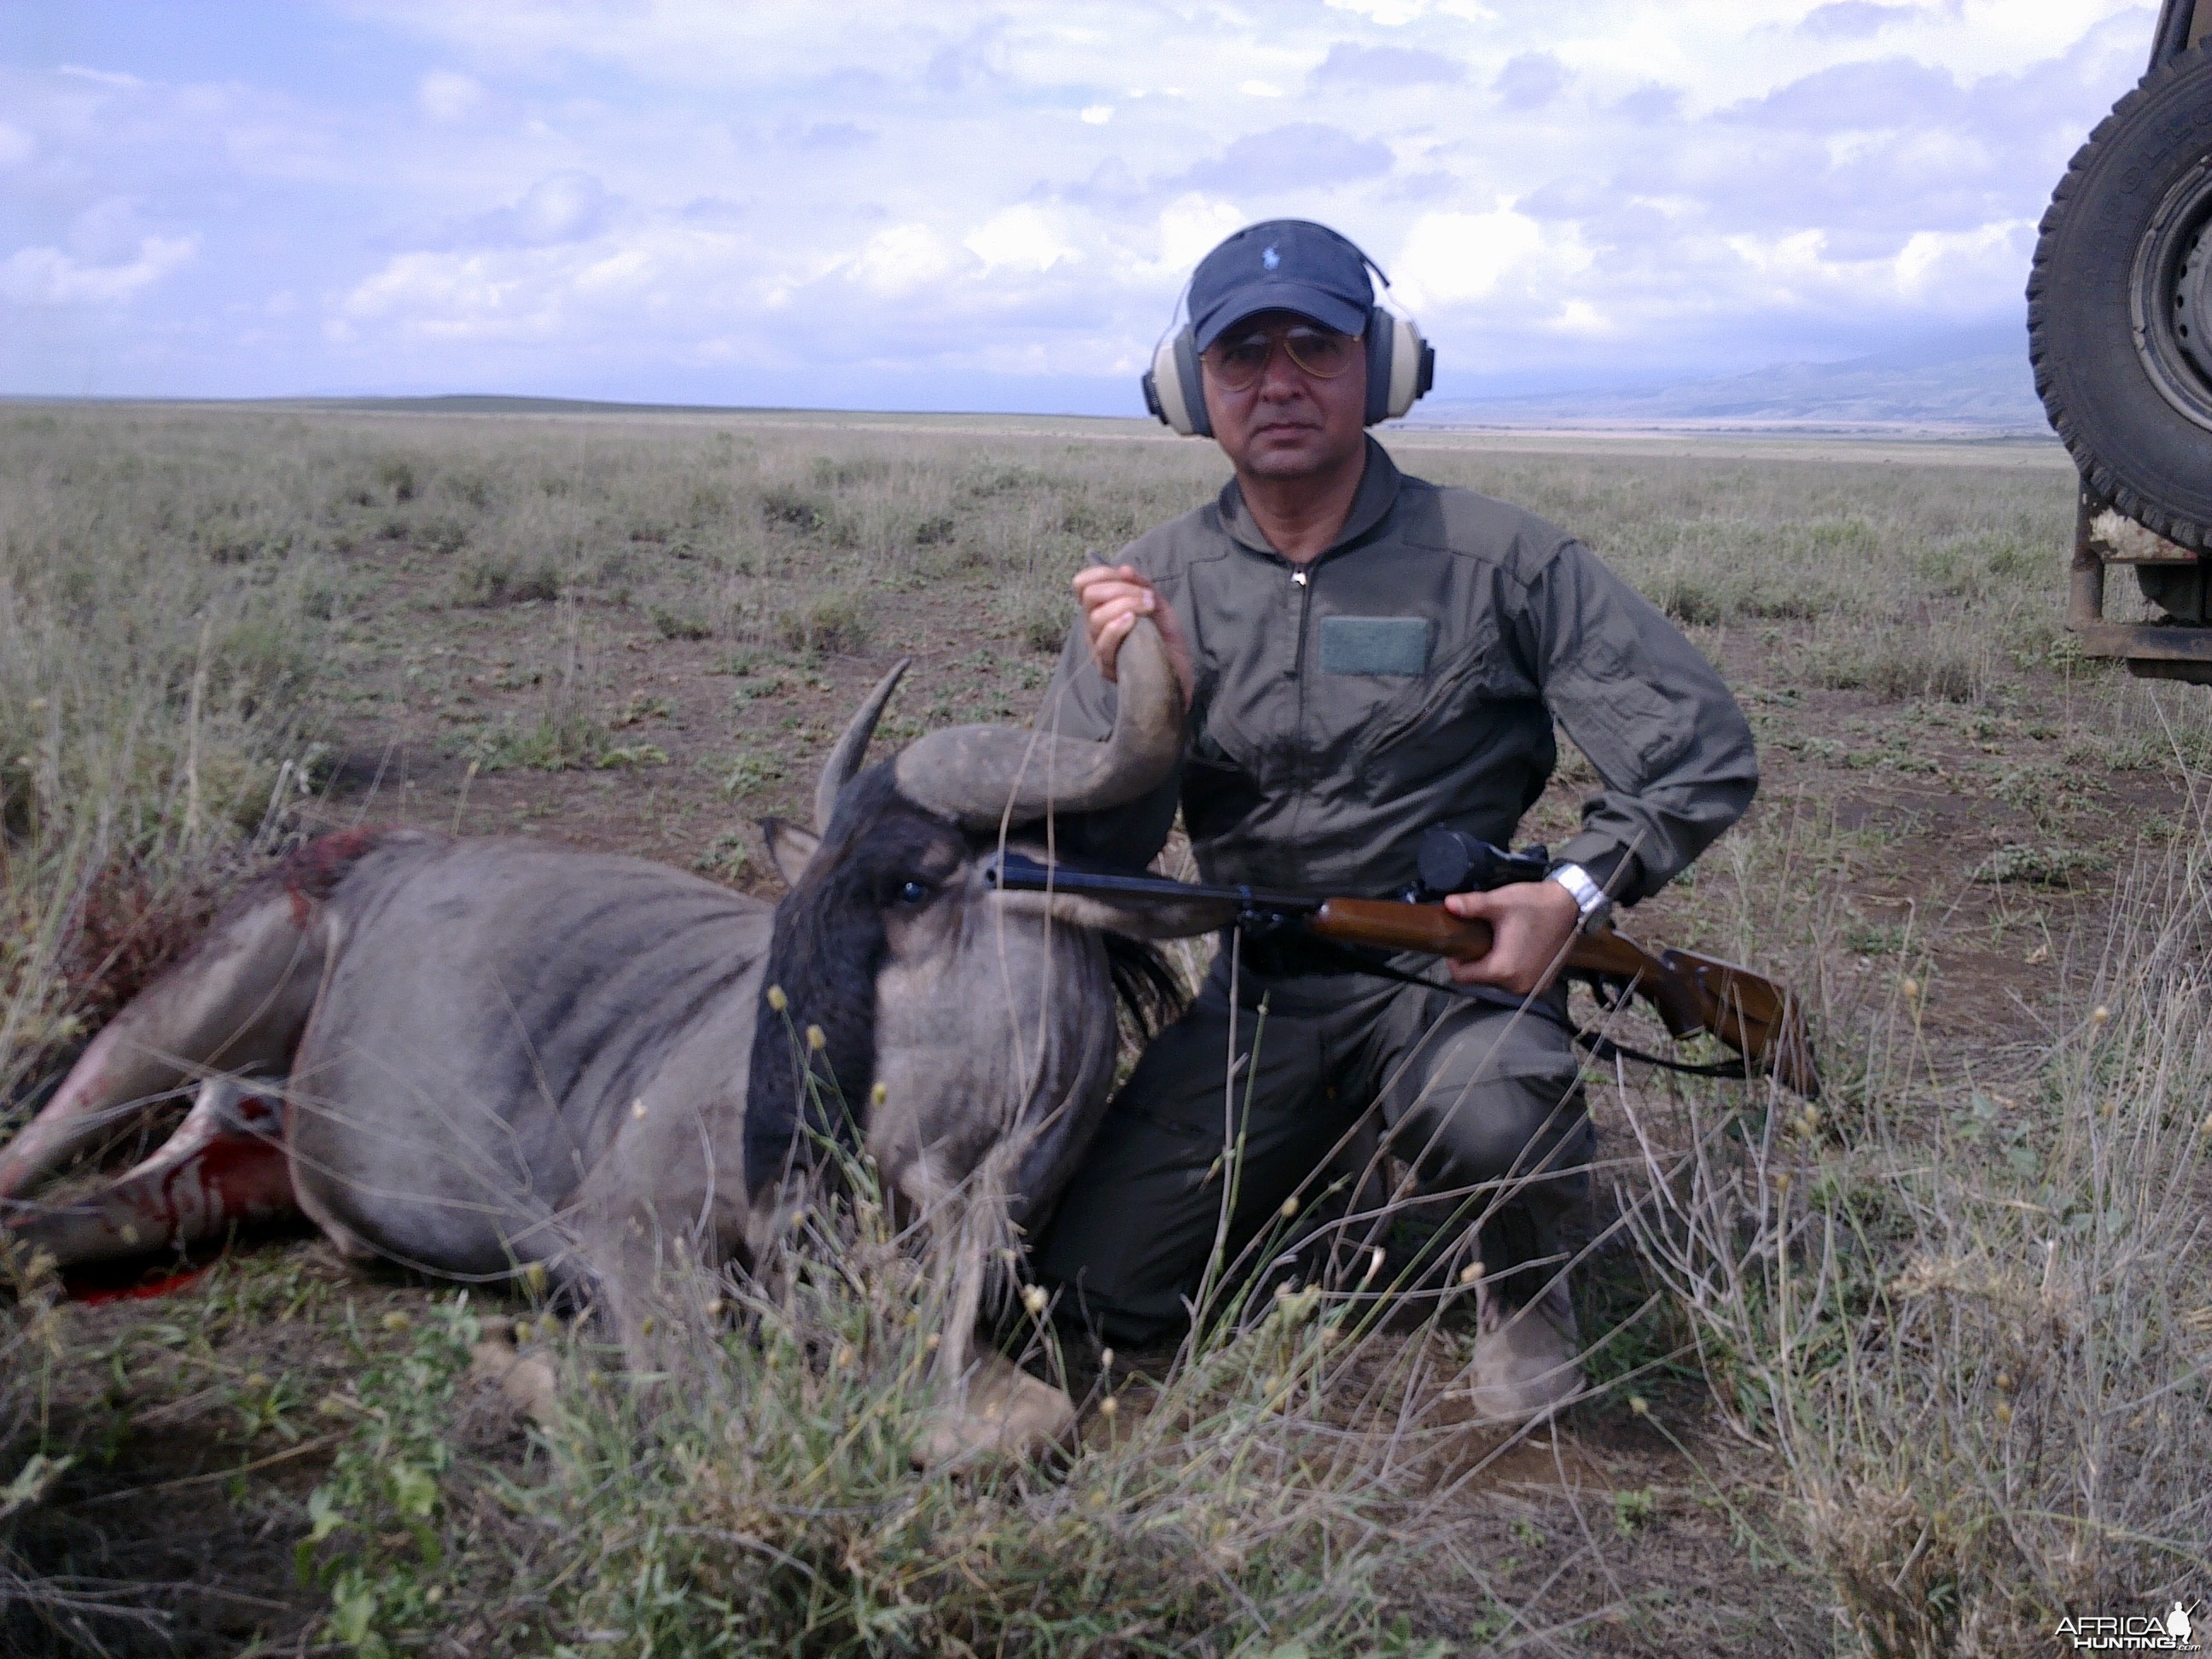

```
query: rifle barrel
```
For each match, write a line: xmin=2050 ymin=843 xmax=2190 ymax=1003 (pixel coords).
xmin=986 ymin=852 xmax=1316 ymax=914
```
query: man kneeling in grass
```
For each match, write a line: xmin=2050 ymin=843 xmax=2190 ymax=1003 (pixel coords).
xmin=1031 ymin=220 xmax=1758 ymax=1422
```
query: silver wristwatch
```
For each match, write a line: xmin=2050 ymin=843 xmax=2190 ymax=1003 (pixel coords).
xmin=1545 ymin=861 xmax=1613 ymax=934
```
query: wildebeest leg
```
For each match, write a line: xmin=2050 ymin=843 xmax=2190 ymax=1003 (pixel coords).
xmin=912 ymin=1177 xmax=1076 ymax=1469
xmin=561 ymin=1079 xmax=751 ymax=1371
xmin=1 ymin=1078 xmax=296 ymax=1269
xmin=917 ymin=1350 xmax=1077 ymax=1467
xmin=0 ymin=893 xmax=329 ymax=1201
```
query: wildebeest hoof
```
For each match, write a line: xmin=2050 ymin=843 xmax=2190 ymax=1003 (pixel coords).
xmin=470 ymin=1317 xmax=561 ymax=1425
xmin=913 ymin=1355 xmax=1075 ymax=1470
xmin=1456 ymin=1286 xmax=1585 ymax=1428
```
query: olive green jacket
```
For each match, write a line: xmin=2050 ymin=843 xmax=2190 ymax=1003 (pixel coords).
xmin=1039 ymin=439 xmax=1756 ymax=905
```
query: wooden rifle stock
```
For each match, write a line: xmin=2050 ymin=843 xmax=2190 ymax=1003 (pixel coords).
xmin=1311 ymin=897 xmax=1494 ymax=958
xmin=1312 ymin=900 xmax=1819 ymax=1098
xmin=1567 ymin=929 xmax=1820 ymax=1098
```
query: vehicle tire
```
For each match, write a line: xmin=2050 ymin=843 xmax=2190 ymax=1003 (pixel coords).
xmin=2029 ymin=42 xmax=2212 ymax=550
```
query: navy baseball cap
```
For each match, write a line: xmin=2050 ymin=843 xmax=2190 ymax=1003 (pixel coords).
xmin=1189 ymin=220 xmax=1375 ymax=351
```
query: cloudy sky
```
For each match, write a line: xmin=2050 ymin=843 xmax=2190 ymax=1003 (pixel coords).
xmin=0 ymin=1 xmax=2157 ymax=413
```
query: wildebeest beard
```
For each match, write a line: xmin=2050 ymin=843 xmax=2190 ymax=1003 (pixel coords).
xmin=743 ymin=766 xmax=939 ymax=1197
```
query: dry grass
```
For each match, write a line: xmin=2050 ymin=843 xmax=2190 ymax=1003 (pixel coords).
xmin=0 ymin=405 xmax=2208 ymax=1654
xmin=0 ymin=1249 xmax=96 ymax=1649
xmin=0 ymin=410 xmax=344 ymax=1110
xmin=294 ymin=1173 xmax=1476 ymax=1656
xmin=1610 ymin=829 xmax=2211 ymax=1653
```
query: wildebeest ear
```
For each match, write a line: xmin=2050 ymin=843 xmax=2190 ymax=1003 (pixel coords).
xmin=760 ymin=818 xmax=821 ymax=888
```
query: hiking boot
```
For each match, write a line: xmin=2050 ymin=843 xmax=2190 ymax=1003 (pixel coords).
xmin=1460 ymin=1277 xmax=1585 ymax=1426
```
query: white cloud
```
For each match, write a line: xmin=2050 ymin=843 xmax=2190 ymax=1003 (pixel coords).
xmin=1726 ymin=226 xmax=1824 ymax=274
xmin=0 ymin=123 xmax=32 ymax=167
xmin=1550 ymin=298 xmax=1610 ymax=336
xmin=333 ymin=219 xmax=768 ymax=344
xmin=1154 ymin=194 xmax=1247 ymax=275
xmin=1394 ymin=208 xmax=1568 ymax=307
xmin=56 ymin=64 xmax=143 ymax=89
xmin=0 ymin=235 xmax=196 ymax=305
xmin=842 ymin=224 xmax=964 ymax=297
xmin=966 ymin=205 xmax=1080 ymax=274
xmin=504 ymin=172 xmax=612 ymax=243
xmin=1323 ymin=0 xmax=1496 ymax=23
xmin=1894 ymin=218 xmax=2034 ymax=303
xmin=1717 ymin=216 xmax=2034 ymax=317
xmin=1239 ymin=80 xmax=1284 ymax=97
xmin=1324 ymin=0 xmax=1428 ymax=24
xmin=573 ymin=244 xmax=655 ymax=295
xmin=417 ymin=70 xmax=486 ymax=123
xmin=1080 ymin=104 xmax=1113 ymax=124
xmin=335 ymin=250 xmax=528 ymax=338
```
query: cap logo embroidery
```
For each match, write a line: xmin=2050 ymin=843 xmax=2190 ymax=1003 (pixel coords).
xmin=1261 ymin=245 xmax=1279 ymax=270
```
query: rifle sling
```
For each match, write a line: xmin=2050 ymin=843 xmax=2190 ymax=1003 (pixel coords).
xmin=1272 ymin=934 xmax=1752 ymax=1083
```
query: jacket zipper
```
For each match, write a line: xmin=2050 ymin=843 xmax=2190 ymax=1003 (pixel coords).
xmin=1289 ymin=564 xmax=1314 ymax=792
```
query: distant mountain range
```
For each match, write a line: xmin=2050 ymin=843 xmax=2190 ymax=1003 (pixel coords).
xmin=1408 ymin=331 xmax=2051 ymax=434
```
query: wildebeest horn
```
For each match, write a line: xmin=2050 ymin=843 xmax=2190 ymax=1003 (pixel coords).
xmin=894 ymin=617 xmax=1182 ymax=830
xmin=816 ymin=658 xmax=912 ymax=832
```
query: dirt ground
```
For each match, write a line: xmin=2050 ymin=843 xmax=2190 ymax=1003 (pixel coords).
xmin=7 ymin=412 xmax=2199 ymax=1655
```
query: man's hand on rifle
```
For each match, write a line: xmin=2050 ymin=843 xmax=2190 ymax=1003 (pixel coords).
xmin=1074 ymin=564 xmax=1196 ymax=710
xmin=1442 ymin=882 xmax=1581 ymax=997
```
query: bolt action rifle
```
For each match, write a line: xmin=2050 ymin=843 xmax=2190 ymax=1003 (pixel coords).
xmin=987 ymin=831 xmax=1819 ymax=1098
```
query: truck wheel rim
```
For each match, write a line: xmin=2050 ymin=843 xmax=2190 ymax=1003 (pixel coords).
xmin=2130 ymin=154 xmax=2212 ymax=434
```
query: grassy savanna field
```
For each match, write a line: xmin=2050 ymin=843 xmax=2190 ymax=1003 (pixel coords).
xmin=0 ymin=402 xmax=2207 ymax=1655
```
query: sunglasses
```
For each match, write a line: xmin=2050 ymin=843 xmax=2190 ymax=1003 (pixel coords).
xmin=1202 ymin=323 xmax=1362 ymax=391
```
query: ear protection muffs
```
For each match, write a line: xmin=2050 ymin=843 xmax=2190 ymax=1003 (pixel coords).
xmin=1142 ymin=311 xmax=1213 ymax=436
xmin=1362 ymin=302 xmax=1437 ymax=428
xmin=1140 ymin=235 xmax=1437 ymax=437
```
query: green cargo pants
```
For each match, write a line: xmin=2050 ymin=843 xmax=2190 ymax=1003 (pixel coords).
xmin=1033 ymin=950 xmax=1593 ymax=1347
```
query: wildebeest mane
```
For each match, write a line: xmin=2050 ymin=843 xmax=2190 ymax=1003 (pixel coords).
xmin=1104 ymin=932 xmax=1188 ymax=1039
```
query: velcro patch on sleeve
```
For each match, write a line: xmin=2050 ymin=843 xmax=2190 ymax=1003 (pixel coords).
xmin=1317 ymin=615 xmax=1432 ymax=676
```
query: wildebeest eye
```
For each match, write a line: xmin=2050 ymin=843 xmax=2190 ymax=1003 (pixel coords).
xmin=894 ymin=878 xmax=932 ymax=906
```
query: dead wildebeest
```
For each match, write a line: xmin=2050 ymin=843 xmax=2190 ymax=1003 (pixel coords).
xmin=0 ymin=620 xmax=1223 ymax=1458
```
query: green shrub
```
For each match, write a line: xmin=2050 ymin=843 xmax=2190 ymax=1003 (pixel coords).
xmin=451 ymin=553 xmax=562 ymax=608
xmin=300 ymin=1301 xmax=479 ymax=1658
xmin=1971 ymin=843 xmax=2110 ymax=887
xmin=374 ymin=457 xmax=418 ymax=503
xmin=693 ymin=830 xmax=752 ymax=881
xmin=465 ymin=710 xmax=609 ymax=772
xmin=760 ymin=486 xmax=827 ymax=530
xmin=720 ymin=749 xmax=787 ymax=796
xmin=1814 ymin=631 xmax=1981 ymax=702
xmin=776 ymin=589 xmax=870 ymax=654
xmin=987 ymin=579 xmax=1074 ymax=655
xmin=649 ymin=606 xmax=711 ymax=641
